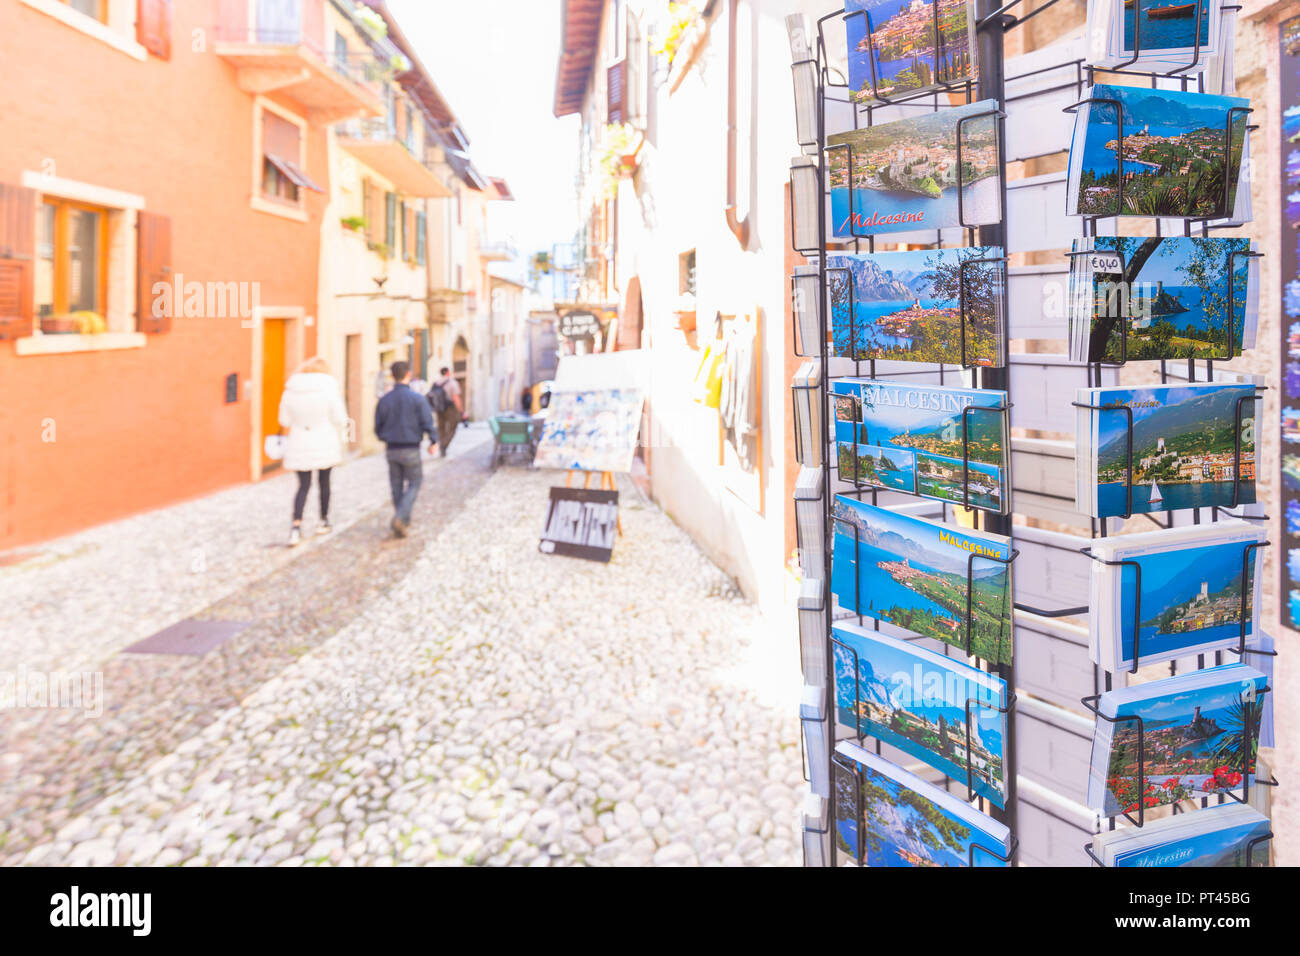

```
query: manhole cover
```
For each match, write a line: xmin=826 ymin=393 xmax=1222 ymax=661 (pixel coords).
xmin=123 ymin=619 xmax=251 ymax=656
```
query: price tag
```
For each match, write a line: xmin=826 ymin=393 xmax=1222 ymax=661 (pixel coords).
xmin=1089 ymin=253 xmax=1123 ymax=273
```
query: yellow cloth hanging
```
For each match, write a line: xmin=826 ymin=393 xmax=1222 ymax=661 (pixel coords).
xmin=693 ymin=344 xmax=724 ymax=409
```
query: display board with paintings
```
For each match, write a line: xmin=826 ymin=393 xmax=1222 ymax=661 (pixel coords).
xmin=790 ymin=1 xmax=1275 ymax=869
xmin=1280 ymin=15 xmax=1300 ymax=632
xmin=533 ymin=387 xmax=645 ymax=474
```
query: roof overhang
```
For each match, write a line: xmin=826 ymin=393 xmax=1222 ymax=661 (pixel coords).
xmin=553 ymin=0 xmax=604 ymax=117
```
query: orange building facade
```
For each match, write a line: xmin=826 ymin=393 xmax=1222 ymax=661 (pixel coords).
xmin=0 ymin=0 xmax=387 ymax=551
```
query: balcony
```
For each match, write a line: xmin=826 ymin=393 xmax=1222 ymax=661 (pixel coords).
xmin=477 ymin=238 xmax=517 ymax=262
xmin=427 ymin=289 xmax=466 ymax=326
xmin=214 ymin=0 xmax=385 ymax=125
xmin=337 ymin=118 xmax=452 ymax=197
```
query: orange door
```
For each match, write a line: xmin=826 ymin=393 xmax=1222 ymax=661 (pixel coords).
xmin=261 ymin=317 xmax=287 ymax=471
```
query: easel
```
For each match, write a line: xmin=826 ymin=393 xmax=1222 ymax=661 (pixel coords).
xmin=564 ymin=469 xmax=623 ymax=535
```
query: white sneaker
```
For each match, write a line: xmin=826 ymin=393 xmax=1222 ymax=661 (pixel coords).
xmin=316 ymin=522 xmax=333 ymax=536
xmin=288 ymin=526 xmax=302 ymax=547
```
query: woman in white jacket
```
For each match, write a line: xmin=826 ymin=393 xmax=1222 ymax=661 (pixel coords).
xmin=278 ymin=356 xmax=348 ymax=546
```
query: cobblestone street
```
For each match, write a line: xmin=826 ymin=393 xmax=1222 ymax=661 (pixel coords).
xmin=0 ymin=428 xmax=803 ymax=866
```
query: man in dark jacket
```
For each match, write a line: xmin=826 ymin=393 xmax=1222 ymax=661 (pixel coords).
xmin=375 ymin=361 xmax=438 ymax=537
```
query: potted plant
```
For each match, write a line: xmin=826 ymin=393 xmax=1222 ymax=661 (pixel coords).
xmin=655 ymin=2 xmax=701 ymax=64
xmin=341 ymin=215 xmax=367 ymax=233
xmin=39 ymin=315 xmax=79 ymax=334
xmin=72 ymin=311 xmax=106 ymax=334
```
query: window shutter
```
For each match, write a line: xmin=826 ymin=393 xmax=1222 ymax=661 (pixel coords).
xmin=405 ymin=205 xmax=416 ymax=262
xmin=262 ymin=111 xmax=301 ymax=163
xmin=607 ymin=59 xmax=626 ymax=126
xmin=136 ymin=0 xmax=172 ymax=60
xmin=385 ymin=192 xmax=396 ymax=249
xmin=137 ymin=211 xmax=172 ymax=334
xmin=416 ymin=210 xmax=426 ymax=265
xmin=0 ymin=183 xmax=35 ymax=341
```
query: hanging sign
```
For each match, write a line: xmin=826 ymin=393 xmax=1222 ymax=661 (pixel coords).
xmin=558 ymin=310 xmax=603 ymax=340
xmin=539 ymin=487 xmax=619 ymax=562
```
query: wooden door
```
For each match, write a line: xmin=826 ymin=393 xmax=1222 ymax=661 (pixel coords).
xmin=344 ymin=332 xmax=361 ymax=450
xmin=261 ymin=317 xmax=287 ymax=471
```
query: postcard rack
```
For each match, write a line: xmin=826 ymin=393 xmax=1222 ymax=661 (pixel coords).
xmin=792 ymin=0 xmax=1278 ymax=869
xmin=791 ymin=0 xmax=1038 ymax=868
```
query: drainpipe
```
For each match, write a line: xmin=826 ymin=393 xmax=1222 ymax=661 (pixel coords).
xmin=725 ymin=0 xmax=750 ymax=249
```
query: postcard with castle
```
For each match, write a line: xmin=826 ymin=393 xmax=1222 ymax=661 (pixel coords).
xmin=1066 ymin=84 xmax=1250 ymax=219
xmin=833 ymin=740 xmax=1012 ymax=866
xmin=832 ymin=378 xmax=1009 ymax=512
xmin=826 ymin=247 xmax=1005 ymax=367
xmin=832 ymin=620 xmax=1008 ymax=806
xmin=1074 ymin=382 xmax=1257 ymax=518
xmin=844 ymin=0 xmax=976 ymax=103
xmin=1068 ymin=236 xmax=1259 ymax=362
xmin=831 ymin=495 xmax=1014 ymax=664
xmin=1088 ymin=520 xmax=1266 ymax=671
xmin=1087 ymin=663 xmax=1268 ymax=817
xmin=827 ymin=99 xmax=1001 ymax=237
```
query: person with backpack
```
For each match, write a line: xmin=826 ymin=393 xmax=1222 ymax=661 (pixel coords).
xmin=427 ymin=366 xmax=463 ymax=457
xmin=375 ymin=361 xmax=438 ymax=537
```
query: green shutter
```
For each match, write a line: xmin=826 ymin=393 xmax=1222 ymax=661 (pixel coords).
xmin=416 ymin=210 xmax=426 ymax=265
xmin=385 ymin=192 xmax=396 ymax=249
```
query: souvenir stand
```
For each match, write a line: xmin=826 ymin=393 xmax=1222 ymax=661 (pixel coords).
xmin=788 ymin=0 xmax=1277 ymax=867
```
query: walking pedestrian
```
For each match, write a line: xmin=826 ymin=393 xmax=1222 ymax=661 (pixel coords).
xmin=520 ymin=387 xmax=533 ymax=416
xmin=278 ymin=356 xmax=348 ymax=547
xmin=375 ymin=360 xmax=439 ymax=538
xmin=426 ymin=366 xmax=463 ymax=457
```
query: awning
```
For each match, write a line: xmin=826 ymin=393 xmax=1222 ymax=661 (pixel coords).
xmin=266 ymin=153 xmax=324 ymax=193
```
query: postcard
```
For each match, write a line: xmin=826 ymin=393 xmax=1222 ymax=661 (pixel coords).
xmin=845 ymin=0 xmax=976 ymax=103
xmin=1068 ymin=236 xmax=1259 ymax=362
xmin=826 ymin=247 xmax=1005 ymax=366
xmin=827 ymin=99 xmax=1001 ymax=237
xmin=833 ymin=740 xmax=1012 ymax=866
xmin=831 ymin=378 xmax=1009 ymax=511
xmin=832 ymin=620 xmax=1009 ymax=806
xmin=534 ymin=387 xmax=645 ymax=474
xmin=1086 ymin=0 xmax=1226 ymax=69
xmin=1092 ymin=802 xmax=1271 ymax=867
xmin=831 ymin=495 xmax=1014 ymax=663
xmin=1075 ymin=382 xmax=1257 ymax=518
xmin=1089 ymin=521 xmax=1266 ymax=671
xmin=1066 ymin=84 xmax=1249 ymax=219
xmin=1087 ymin=663 xmax=1268 ymax=816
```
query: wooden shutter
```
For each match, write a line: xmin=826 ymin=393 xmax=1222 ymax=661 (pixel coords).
xmin=137 ymin=0 xmax=172 ymax=60
xmin=385 ymin=192 xmax=396 ymax=249
xmin=405 ymin=204 xmax=416 ymax=262
xmin=262 ymin=111 xmax=301 ymax=162
xmin=137 ymin=211 xmax=172 ymax=334
xmin=416 ymin=210 xmax=426 ymax=265
xmin=0 ymin=183 xmax=35 ymax=341
xmin=607 ymin=59 xmax=626 ymax=126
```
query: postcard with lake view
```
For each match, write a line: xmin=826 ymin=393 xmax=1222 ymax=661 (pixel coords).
xmin=831 ymin=495 xmax=1014 ymax=664
xmin=845 ymin=0 xmax=976 ymax=103
xmin=1076 ymin=382 xmax=1257 ymax=518
xmin=1067 ymin=85 xmax=1249 ymax=219
xmin=827 ymin=247 xmax=1005 ymax=367
xmin=828 ymin=99 xmax=1001 ymax=237
xmin=832 ymin=379 xmax=1009 ymax=512
xmin=1073 ymin=236 xmax=1256 ymax=362
xmin=832 ymin=621 xmax=1008 ymax=806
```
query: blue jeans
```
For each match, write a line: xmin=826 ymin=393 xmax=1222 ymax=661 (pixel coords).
xmin=386 ymin=447 xmax=423 ymax=523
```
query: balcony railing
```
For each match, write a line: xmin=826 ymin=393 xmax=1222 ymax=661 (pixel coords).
xmin=214 ymin=0 xmax=386 ymax=123
xmin=477 ymin=238 xmax=517 ymax=262
xmin=337 ymin=115 xmax=451 ymax=198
